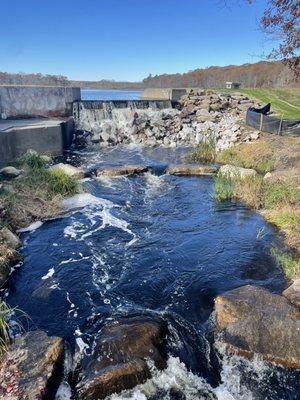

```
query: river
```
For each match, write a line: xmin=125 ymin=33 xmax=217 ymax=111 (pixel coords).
xmin=6 ymin=91 xmax=300 ymax=400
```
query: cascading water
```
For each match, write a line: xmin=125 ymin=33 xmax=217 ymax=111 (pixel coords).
xmin=6 ymin=145 xmax=300 ymax=399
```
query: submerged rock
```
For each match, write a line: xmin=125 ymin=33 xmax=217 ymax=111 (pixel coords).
xmin=283 ymin=279 xmax=300 ymax=308
xmin=167 ymin=165 xmax=218 ymax=176
xmin=0 ymin=331 xmax=64 ymax=400
xmin=96 ymin=165 xmax=149 ymax=177
xmin=77 ymin=317 xmax=167 ymax=399
xmin=219 ymin=164 xmax=257 ymax=179
xmin=214 ymin=285 xmax=300 ymax=369
xmin=0 ymin=166 xmax=22 ymax=179
xmin=50 ymin=163 xmax=85 ymax=179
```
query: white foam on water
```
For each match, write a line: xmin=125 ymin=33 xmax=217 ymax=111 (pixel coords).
xmin=107 ymin=352 xmax=274 ymax=400
xmin=62 ymin=193 xmax=115 ymax=211
xmin=107 ymin=356 xmax=216 ymax=400
xmin=18 ymin=220 xmax=43 ymax=233
xmin=41 ymin=268 xmax=55 ymax=280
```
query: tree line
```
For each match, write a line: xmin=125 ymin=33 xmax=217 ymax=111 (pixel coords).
xmin=0 ymin=61 xmax=298 ymax=89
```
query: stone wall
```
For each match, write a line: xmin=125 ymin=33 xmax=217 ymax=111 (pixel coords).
xmin=0 ymin=86 xmax=81 ymax=119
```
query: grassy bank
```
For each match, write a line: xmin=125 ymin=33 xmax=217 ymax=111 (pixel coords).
xmin=223 ymin=88 xmax=300 ymax=119
xmin=214 ymin=135 xmax=300 ymax=278
xmin=0 ymin=152 xmax=80 ymax=348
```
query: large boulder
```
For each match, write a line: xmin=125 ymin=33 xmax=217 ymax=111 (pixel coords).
xmin=96 ymin=165 xmax=149 ymax=177
xmin=77 ymin=318 xmax=167 ymax=399
xmin=214 ymin=285 xmax=300 ymax=369
xmin=0 ymin=331 xmax=64 ymax=399
xmin=219 ymin=164 xmax=257 ymax=179
xmin=283 ymin=279 xmax=300 ymax=308
xmin=167 ymin=165 xmax=218 ymax=176
xmin=0 ymin=167 xmax=22 ymax=180
xmin=50 ymin=163 xmax=85 ymax=179
xmin=0 ymin=227 xmax=21 ymax=250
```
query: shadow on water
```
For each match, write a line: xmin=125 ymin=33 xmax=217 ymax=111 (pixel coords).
xmin=7 ymin=145 xmax=297 ymax=399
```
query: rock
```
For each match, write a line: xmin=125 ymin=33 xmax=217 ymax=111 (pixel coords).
xmin=77 ymin=317 xmax=167 ymax=399
xmin=96 ymin=165 xmax=149 ymax=177
xmin=283 ymin=279 xmax=300 ymax=308
xmin=0 ymin=331 xmax=64 ymax=399
xmin=219 ymin=164 xmax=257 ymax=179
xmin=214 ymin=285 xmax=300 ymax=369
xmin=40 ymin=155 xmax=52 ymax=163
xmin=0 ymin=167 xmax=22 ymax=179
xmin=0 ymin=227 xmax=21 ymax=250
xmin=50 ymin=163 xmax=85 ymax=179
xmin=167 ymin=165 xmax=218 ymax=176
xmin=0 ymin=249 xmax=22 ymax=287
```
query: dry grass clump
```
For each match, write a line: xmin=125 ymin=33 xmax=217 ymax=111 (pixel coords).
xmin=0 ymin=302 xmax=11 ymax=354
xmin=185 ymin=136 xmax=216 ymax=164
xmin=0 ymin=153 xmax=79 ymax=231
xmin=217 ymin=140 xmax=275 ymax=173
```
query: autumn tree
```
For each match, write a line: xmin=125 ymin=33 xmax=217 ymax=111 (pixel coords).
xmin=249 ymin=0 xmax=300 ymax=74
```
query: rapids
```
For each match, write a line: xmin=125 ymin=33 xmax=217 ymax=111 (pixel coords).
xmin=6 ymin=145 xmax=300 ymax=399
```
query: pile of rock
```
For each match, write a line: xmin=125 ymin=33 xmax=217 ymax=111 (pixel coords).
xmin=74 ymin=90 xmax=261 ymax=150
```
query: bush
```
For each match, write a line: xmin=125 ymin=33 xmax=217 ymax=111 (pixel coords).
xmin=186 ymin=136 xmax=216 ymax=164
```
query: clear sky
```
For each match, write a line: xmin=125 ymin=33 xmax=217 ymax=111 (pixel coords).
xmin=1 ymin=0 xmax=272 ymax=81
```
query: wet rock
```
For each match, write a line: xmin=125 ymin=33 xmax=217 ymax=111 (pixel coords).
xmin=214 ymin=285 xmax=300 ymax=369
xmin=96 ymin=165 xmax=149 ymax=177
xmin=0 ymin=227 xmax=21 ymax=250
xmin=0 ymin=331 xmax=64 ymax=400
xmin=283 ymin=279 xmax=300 ymax=308
xmin=219 ymin=164 xmax=257 ymax=179
xmin=0 ymin=166 xmax=22 ymax=179
xmin=167 ymin=165 xmax=218 ymax=176
xmin=0 ymin=249 xmax=22 ymax=287
xmin=50 ymin=163 xmax=85 ymax=179
xmin=77 ymin=317 xmax=167 ymax=399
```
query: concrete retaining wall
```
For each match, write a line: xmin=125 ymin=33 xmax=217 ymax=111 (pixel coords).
xmin=0 ymin=86 xmax=81 ymax=119
xmin=141 ymin=88 xmax=187 ymax=102
xmin=0 ymin=118 xmax=75 ymax=166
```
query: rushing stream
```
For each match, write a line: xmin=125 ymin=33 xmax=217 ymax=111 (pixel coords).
xmin=6 ymin=145 xmax=300 ymax=399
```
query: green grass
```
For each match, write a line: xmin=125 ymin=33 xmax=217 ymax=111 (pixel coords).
xmin=271 ymin=248 xmax=300 ymax=279
xmin=185 ymin=136 xmax=216 ymax=164
xmin=224 ymin=88 xmax=300 ymax=119
xmin=264 ymin=182 xmax=300 ymax=209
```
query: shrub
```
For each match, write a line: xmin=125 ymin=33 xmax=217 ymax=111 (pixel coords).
xmin=186 ymin=136 xmax=216 ymax=164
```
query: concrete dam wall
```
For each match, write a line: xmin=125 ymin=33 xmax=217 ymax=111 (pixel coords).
xmin=73 ymin=100 xmax=176 ymax=146
xmin=0 ymin=86 xmax=81 ymax=119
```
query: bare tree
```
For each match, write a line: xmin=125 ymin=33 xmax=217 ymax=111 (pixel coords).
xmin=248 ymin=0 xmax=300 ymax=75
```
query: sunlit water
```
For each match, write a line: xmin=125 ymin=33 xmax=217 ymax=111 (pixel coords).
xmin=81 ymin=88 xmax=142 ymax=101
xmin=6 ymin=145 xmax=300 ymax=399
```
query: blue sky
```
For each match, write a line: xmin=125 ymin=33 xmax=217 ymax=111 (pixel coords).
xmin=1 ymin=0 xmax=272 ymax=81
